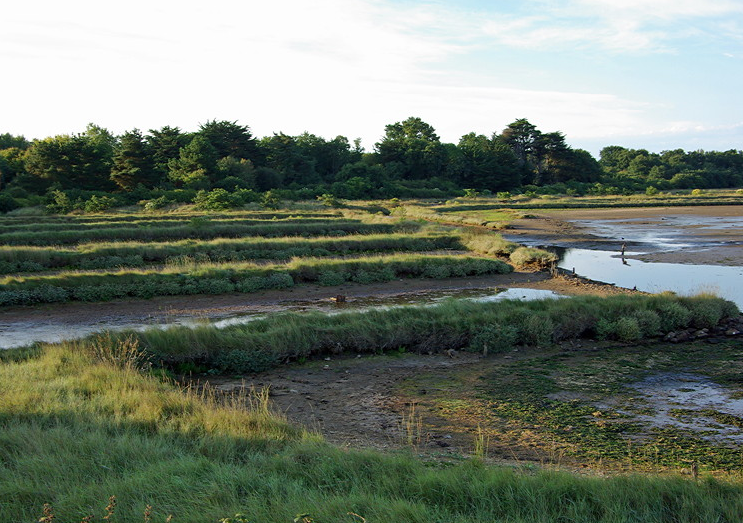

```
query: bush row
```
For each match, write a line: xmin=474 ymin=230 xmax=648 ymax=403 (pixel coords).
xmin=119 ymin=293 xmax=739 ymax=372
xmin=0 ymin=215 xmax=343 ymax=234
xmin=0 ymin=221 xmax=401 ymax=246
xmin=0 ymin=255 xmax=512 ymax=306
xmin=0 ymin=233 xmax=461 ymax=273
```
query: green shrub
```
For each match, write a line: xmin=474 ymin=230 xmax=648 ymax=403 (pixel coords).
xmin=45 ymin=190 xmax=74 ymax=214
xmin=595 ymin=318 xmax=615 ymax=341
xmin=193 ymin=189 xmax=241 ymax=210
xmin=264 ymin=272 xmax=294 ymax=289
xmin=685 ymin=299 xmax=723 ymax=329
xmin=614 ymin=316 xmax=642 ymax=341
xmin=468 ymin=324 xmax=519 ymax=353
xmin=509 ymin=247 xmax=558 ymax=268
xmin=317 ymin=271 xmax=348 ymax=286
xmin=521 ymin=313 xmax=553 ymax=346
xmin=633 ymin=309 xmax=661 ymax=337
xmin=0 ymin=193 xmax=19 ymax=213
xmin=655 ymin=300 xmax=692 ymax=331
xmin=422 ymin=264 xmax=450 ymax=279
xmin=142 ymin=195 xmax=172 ymax=211
xmin=83 ymin=195 xmax=117 ymax=213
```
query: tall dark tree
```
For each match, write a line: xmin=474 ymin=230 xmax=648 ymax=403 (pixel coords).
xmin=259 ymin=133 xmax=319 ymax=185
xmin=295 ymin=133 xmax=358 ymax=182
xmin=148 ymin=126 xmax=189 ymax=177
xmin=197 ymin=120 xmax=260 ymax=162
xmin=533 ymin=131 xmax=570 ymax=184
xmin=0 ymin=148 xmax=27 ymax=189
xmin=500 ymin=118 xmax=540 ymax=168
xmin=449 ymin=133 xmax=521 ymax=190
xmin=599 ymin=145 xmax=634 ymax=173
xmin=24 ymin=126 xmax=116 ymax=191
xmin=375 ymin=117 xmax=446 ymax=180
xmin=0 ymin=133 xmax=30 ymax=150
xmin=110 ymin=129 xmax=158 ymax=190
xmin=167 ymin=135 xmax=218 ymax=188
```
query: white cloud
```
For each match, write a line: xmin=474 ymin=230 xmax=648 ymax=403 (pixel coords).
xmin=0 ymin=0 xmax=739 ymax=156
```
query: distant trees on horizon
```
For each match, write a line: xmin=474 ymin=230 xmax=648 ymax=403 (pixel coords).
xmin=1 ymin=117 xmax=741 ymax=210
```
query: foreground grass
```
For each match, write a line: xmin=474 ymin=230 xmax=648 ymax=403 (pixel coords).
xmin=3 ymin=339 xmax=743 ymax=522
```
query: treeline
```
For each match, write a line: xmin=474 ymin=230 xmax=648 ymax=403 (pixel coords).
xmin=0 ymin=117 xmax=741 ymax=212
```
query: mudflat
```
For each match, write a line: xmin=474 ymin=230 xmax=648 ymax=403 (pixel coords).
xmin=506 ymin=205 xmax=743 ymax=266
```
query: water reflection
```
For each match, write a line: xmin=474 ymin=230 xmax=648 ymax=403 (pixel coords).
xmin=553 ymin=247 xmax=743 ymax=307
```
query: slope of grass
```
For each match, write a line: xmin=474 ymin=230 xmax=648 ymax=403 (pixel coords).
xmin=3 ymin=337 xmax=743 ymax=522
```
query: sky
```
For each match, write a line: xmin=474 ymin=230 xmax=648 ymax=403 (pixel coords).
xmin=2 ymin=0 xmax=742 ymax=157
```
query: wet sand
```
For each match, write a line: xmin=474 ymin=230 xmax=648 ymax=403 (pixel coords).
xmin=506 ymin=205 xmax=743 ymax=266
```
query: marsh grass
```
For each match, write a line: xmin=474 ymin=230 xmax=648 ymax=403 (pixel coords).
xmin=111 ymin=293 xmax=739 ymax=373
xmin=0 ymin=220 xmax=398 ymax=246
xmin=0 ymin=231 xmax=461 ymax=273
xmin=3 ymin=309 xmax=743 ymax=521
xmin=0 ymin=254 xmax=512 ymax=306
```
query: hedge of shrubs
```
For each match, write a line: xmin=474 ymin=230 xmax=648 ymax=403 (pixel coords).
xmin=116 ymin=293 xmax=739 ymax=373
xmin=0 ymin=255 xmax=513 ymax=306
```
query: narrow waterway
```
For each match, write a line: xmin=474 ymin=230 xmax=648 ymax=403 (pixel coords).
xmin=0 ymin=287 xmax=562 ymax=349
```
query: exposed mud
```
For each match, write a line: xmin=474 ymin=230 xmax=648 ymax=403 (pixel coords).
xmin=0 ymin=271 xmax=633 ymax=349
xmin=506 ymin=205 xmax=743 ymax=266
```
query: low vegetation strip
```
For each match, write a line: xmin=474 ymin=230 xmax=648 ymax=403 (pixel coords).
xmin=115 ymin=293 xmax=737 ymax=373
xmin=432 ymin=193 xmax=743 ymax=213
xmin=0 ymin=232 xmax=462 ymax=274
xmin=0 ymin=220 xmax=401 ymax=246
xmin=0 ymin=254 xmax=512 ymax=306
xmin=0 ymin=215 xmax=345 ymax=234
xmin=3 ymin=327 xmax=743 ymax=522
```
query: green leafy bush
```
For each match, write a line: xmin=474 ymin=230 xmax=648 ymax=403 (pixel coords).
xmin=469 ymin=324 xmax=519 ymax=353
xmin=509 ymin=247 xmax=558 ymax=268
xmin=83 ymin=195 xmax=117 ymax=213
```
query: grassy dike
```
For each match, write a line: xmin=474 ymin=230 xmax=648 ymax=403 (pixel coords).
xmin=0 ymin=231 xmax=463 ymax=274
xmin=122 ymin=293 xmax=736 ymax=373
xmin=0 ymin=220 xmax=397 ymax=246
xmin=0 ymin=255 xmax=513 ymax=306
xmin=3 ymin=318 xmax=743 ymax=522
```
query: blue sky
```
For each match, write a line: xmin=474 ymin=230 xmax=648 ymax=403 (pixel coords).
xmin=2 ymin=0 xmax=742 ymax=156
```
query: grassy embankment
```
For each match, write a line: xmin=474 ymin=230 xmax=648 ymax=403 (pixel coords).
xmin=119 ymin=293 xmax=735 ymax=372
xmin=431 ymin=189 xmax=743 ymax=212
xmin=3 ymin=293 xmax=743 ymax=522
xmin=399 ymin=336 xmax=743 ymax=474
xmin=0 ymin=209 xmax=560 ymax=306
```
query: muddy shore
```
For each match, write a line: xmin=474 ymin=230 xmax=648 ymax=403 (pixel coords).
xmin=505 ymin=205 xmax=743 ymax=266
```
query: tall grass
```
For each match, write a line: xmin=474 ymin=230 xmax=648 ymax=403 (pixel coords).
xmin=0 ymin=231 xmax=462 ymax=273
xmin=0 ymin=254 xmax=513 ymax=306
xmin=0 ymin=215 xmax=343 ymax=234
xmin=113 ymin=293 xmax=738 ymax=372
xmin=3 ymin=324 xmax=743 ymax=521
